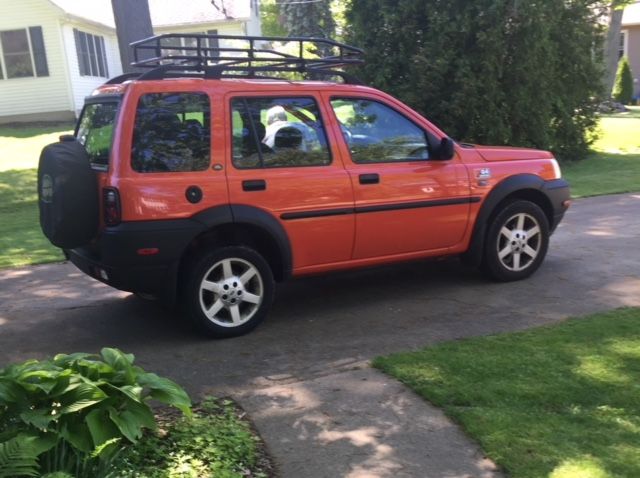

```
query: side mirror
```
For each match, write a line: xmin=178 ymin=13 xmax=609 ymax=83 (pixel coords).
xmin=434 ymin=137 xmax=455 ymax=160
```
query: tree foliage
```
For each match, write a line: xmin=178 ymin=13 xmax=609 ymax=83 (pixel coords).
xmin=346 ymin=0 xmax=604 ymax=161
xmin=260 ymin=0 xmax=287 ymax=37
xmin=273 ymin=0 xmax=336 ymax=55
xmin=612 ymin=56 xmax=634 ymax=104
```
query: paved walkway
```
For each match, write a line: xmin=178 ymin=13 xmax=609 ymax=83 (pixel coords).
xmin=1 ymin=193 xmax=639 ymax=477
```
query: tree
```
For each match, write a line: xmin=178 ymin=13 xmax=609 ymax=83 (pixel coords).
xmin=277 ymin=0 xmax=336 ymax=55
xmin=612 ymin=57 xmax=634 ymax=104
xmin=346 ymin=0 xmax=603 ymax=161
xmin=260 ymin=0 xmax=287 ymax=37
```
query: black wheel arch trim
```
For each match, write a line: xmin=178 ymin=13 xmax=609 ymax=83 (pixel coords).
xmin=463 ymin=174 xmax=570 ymax=267
xmin=191 ymin=204 xmax=293 ymax=281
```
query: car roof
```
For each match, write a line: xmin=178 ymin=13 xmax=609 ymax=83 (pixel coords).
xmin=92 ymin=77 xmax=379 ymax=97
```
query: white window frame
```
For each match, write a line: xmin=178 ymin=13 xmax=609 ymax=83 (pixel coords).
xmin=620 ymin=30 xmax=629 ymax=59
xmin=0 ymin=27 xmax=38 ymax=80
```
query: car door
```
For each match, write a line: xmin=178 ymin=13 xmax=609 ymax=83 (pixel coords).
xmin=224 ymin=93 xmax=355 ymax=269
xmin=325 ymin=93 xmax=471 ymax=260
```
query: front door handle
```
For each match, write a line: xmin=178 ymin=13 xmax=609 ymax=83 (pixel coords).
xmin=359 ymin=173 xmax=379 ymax=185
xmin=242 ymin=180 xmax=266 ymax=192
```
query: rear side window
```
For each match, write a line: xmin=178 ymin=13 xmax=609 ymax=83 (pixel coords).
xmin=76 ymin=102 xmax=119 ymax=168
xmin=231 ymin=96 xmax=331 ymax=169
xmin=131 ymin=92 xmax=210 ymax=173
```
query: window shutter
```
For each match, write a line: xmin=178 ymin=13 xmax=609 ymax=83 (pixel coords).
xmin=207 ymin=29 xmax=219 ymax=60
xmin=28 ymin=26 xmax=49 ymax=76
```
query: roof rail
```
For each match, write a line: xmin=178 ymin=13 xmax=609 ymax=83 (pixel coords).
xmin=126 ymin=34 xmax=365 ymax=84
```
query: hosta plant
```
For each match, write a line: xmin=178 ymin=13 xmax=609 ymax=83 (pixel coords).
xmin=0 ymin=348 xmax=191 ymax=478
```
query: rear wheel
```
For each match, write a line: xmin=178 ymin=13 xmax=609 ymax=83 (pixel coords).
xmin=481 ymin=200 xmax=549 ymax=281
xmin=184 ymin=246 xmax=274 ymax=338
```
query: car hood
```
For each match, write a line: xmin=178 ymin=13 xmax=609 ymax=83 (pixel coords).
xmin=471 ymin=145 xmax=554 ymax=162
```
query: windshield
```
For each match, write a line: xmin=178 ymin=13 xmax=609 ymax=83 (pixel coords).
xmin=76 ymin=101 xmax=119 ymax=168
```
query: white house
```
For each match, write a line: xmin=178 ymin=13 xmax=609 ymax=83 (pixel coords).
xmin=0 ymin=0 xmax=261 ymax=123
xmin=622 ymin=1 xmax=640 ymax=98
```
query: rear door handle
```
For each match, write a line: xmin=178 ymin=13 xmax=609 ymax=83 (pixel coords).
xmin=242 ymin=179 xmax=266 ymax=191
xmin=359 ymin=173 xmax=379 ymax=185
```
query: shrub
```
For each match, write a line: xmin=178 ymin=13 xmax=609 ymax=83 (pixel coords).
xmin=0 ymin=348 xmax=191 ymax=478
xmin=612 ymin=57 xmax=634 ymax=105
xmin=346 ymin=0 xmax=603 ymax=161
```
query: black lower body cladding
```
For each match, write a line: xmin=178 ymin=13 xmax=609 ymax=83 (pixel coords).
xmin=38 ymin=139 xmax=99 ymax=248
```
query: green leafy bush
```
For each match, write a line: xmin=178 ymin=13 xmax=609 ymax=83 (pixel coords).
xmin=0 ymin=348 xmax=191 ymax=478
xmin=346 ymin=0 xmax=603 ymax=161
xmin=111 ymin=398 xmax=266 ymax=478
xmin=612 ymin=57 xmax=634 ymax=105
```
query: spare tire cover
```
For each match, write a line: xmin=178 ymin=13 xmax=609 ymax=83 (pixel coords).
xmin=38 ymin=140 xmax=99 ymax=249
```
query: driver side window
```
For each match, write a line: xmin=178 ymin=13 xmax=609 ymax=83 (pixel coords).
xmin=330 ymin=98 xmax=429 ymax=163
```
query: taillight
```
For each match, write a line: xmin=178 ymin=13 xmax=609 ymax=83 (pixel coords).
xmin=103 ymin=187 xmax=121 ymax=226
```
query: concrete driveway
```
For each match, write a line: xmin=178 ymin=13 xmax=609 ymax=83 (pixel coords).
xmin=1 ymin=193 xmax=639 ymax=477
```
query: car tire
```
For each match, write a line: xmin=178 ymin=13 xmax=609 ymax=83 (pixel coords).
xmin=184 ymin=246 xmax=275 ymax=338
xmin=481 ymin=200 xmax=550 ymax=282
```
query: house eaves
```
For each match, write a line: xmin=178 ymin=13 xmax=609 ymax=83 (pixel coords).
xmin=622 ymin=2 xmax=640 ymax=27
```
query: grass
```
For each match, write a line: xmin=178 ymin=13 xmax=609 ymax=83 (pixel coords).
xmin=1 ymin=123 xmax=73 ymax=171
xmin=0 ymin=123 xmax=71 ymax=268
xmin=111 ymin=398 xmax=272 ymax=478
xmin=374 ymin=307 xmax=640 ymax=478
xmin=563 ymin=106 xmax=640 ymax=198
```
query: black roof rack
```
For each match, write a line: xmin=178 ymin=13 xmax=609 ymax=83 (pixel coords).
xmin=117 ymin=34 xmax=364 ymax=84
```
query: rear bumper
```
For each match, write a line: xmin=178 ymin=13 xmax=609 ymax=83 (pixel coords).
xmin=542 ymin=178 xmax=571 ymax=233
xmin=66 ymin=219 xmax=205 ymax=303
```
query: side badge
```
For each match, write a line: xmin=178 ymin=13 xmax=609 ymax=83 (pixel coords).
xmin=476 ymin=168 xmax=491 ymax=186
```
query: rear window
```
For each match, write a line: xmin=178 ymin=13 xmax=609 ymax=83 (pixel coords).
xmin=131 ymin=92 xmax=211 ymax=173
xmin=76 ymin=101 xmax=118 ymax=169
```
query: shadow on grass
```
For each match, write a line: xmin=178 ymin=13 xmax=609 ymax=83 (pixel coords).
xmin=375 ymin=308 xmax=640 ymax=478
xmin=0 ymin=168 xmax=38 ymax=209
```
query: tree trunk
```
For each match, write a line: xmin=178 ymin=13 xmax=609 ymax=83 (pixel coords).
xmin=603 ymin=6 xmax=624 ymax=98
xmin=111 ymin=0 xmax=154 ymax=73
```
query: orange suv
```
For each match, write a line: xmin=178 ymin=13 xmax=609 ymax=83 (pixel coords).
xmin=37 ymin=35 xmax=570 ymax=337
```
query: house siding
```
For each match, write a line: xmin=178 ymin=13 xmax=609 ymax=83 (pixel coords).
xmin=625 ymin=26 xmax=640 ymax=97
xmin=0 ymin=0 xmax=73 ymax=121
xmin=154 ymin=21 xmax=248 ymax=36
xmin=60 ymin=22 xmax=122 ymax=115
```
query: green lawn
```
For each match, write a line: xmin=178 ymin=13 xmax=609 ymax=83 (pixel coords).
xmin=374 ymin=308 xmax=640 ymax=478
xmin=0 ymin=124 xmax=71 ymax=268
xmin=1 ymin=123 xmax=73 ymax=171
xmin=563 ymin=106 xmax=640 ymax=198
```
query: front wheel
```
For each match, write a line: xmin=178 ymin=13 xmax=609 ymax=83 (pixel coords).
xmin=481 ymin=200 xmax=550 ymax=282
xmin=184 ymin=246 xmax=275 ymax=338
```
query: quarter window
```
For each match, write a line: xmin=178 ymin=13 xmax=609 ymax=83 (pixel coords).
xmin=0 ymin=27 xmax=49 ymax=79
xmin=131 ymin=92 xmax=211 ymax=173
xmin=330 ymin=98 xmax=429 ymax=163
xmin=77 ymin=102 xmax=119 ymax=168
xmin=231 ymin=97 xmax=331 ymax=169
xmin=73 ymin=29 xmax=109 ymax=78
